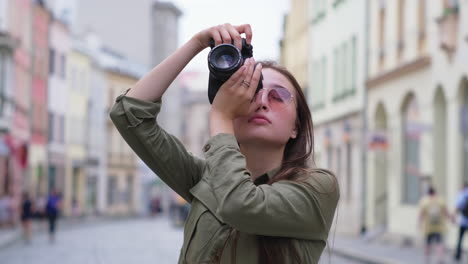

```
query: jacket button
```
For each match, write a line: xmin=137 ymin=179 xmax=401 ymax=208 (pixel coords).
xmin=203 ymin=144 xmax=211 ymax=152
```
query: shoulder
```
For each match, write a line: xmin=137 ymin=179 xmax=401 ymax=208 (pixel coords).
xmin=297 ymin=168 xmax=339 ymax=197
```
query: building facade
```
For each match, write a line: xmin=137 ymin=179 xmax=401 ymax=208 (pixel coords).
xmin=280 ymin=0 xmax=309 ymax=89
xmin=63 ymin=39 xmax=92 ymax=216
xmin=102 ymin=48 xmax=145 ymax=216
xmin=29 ymin=0 xmax=50 ymax=199
xmin=48 ymin=17 xmax=70 ymax=198
xmin=0 ymin=0 xmax=18 ymax=219
xmin=85 ymin=34 xmax=108 ymax=215
xmin=7 ymin=0 xmax=34 ymax=220
xmin=366 ymin=0 xmax=468 ymax=248
xmin=308 ymin=0 xmax=367 ymax=235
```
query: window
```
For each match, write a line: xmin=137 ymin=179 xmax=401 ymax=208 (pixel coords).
xmin=322 ymin=57 xmax=327 ymax=104
xmin=343 ymin=42 xmax=349 ymax=93
xmin=126 ymin=175 xmax=133 ymax=205
xmin=60 ymin=54 xmax=66 ymax=79
xmin=402 ymin=95 xmax=421 ymax=204
xmin=397 ymin=0 xmax=405 ymax=61
xmin=351 ymin=36 xmax=357 ymax=93
xmin=339 ymin=44 xmax=346 ymax=97
xmin=336 ymin=146 xmax=342 ymax=181
xmin=107 ymin=176 xmax=117 ymax=206
xmin=346 ymin=142 xmax=352 ymax=200
xmin=378 ymin=4 xmax=386 ymax=70
xmin=333 ymin=48 xmax=338 ymax=98
xmin=335 ymin=48 xmax=341 ymax=99
xmin=417 ymin=0 xmax=426 ymax=53
xmin=49 ymin=48 xmax=55 ymax=75
xmin=0 ymin=51 xmax=6 ymax=116
xmin=327 ymin=146 xmax=333 ymax=169
xmin=48 ymin=112 xmax=54 ymax=142
xmin=312 ymin=0 xmax=327 ymax=23
xmin=59 ymin=115 xmax=65 ymax=143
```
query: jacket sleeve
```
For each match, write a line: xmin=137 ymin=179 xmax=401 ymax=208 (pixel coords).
xmin=202 ymin=133 xmax=340 ymax=240
xmin=109 ymin=92 xmax=205 ymax=203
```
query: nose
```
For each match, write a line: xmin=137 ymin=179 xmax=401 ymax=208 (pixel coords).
xmin=254 ymin=89 xmax=270 ymax=111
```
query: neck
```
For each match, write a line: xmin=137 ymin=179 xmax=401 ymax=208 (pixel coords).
xmin=240 ymin=143 xmax=285 ymax=180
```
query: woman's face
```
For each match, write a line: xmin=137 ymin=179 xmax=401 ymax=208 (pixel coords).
xmin=234 ymin=68 xmax=298 ymax=147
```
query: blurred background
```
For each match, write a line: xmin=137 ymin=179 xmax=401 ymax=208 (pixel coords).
xmin=0 ymin=0 xmax=467 ymax=263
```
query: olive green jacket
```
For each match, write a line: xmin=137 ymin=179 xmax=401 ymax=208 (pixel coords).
xmin=109 ymin=93 xmax=340 ymax=264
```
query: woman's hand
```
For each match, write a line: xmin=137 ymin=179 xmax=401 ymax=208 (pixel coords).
xmin=209 ymin=58 xmax=263 ymax=136
xmin=192 ymin=23 xmax=253 ymax=51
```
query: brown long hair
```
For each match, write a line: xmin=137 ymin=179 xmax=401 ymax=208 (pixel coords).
xmin=229 ymin=61 xmax=315 ymax=264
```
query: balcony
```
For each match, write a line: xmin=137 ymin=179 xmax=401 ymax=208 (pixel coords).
xmin=0 ymin=32 xmax=17 ymax=51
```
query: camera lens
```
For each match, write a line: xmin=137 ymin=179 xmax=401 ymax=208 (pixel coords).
xmin=215 ymin=54 xmax=235 ymax=69
xmin=208 ymin=44 xmax=242 ymax=73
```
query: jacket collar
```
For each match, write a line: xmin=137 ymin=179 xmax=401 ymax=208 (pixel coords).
xmin=253 ymin=167 xmax=281 ymax=186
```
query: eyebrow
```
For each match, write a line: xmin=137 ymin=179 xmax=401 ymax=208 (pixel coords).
xmin=272 ymin=84 xmax=288 ymax=90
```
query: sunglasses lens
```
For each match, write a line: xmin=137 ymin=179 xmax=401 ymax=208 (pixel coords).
xmin=268 ymin=88 xmax=292 ymax=108
xmin=253 ymin=88 xmax=293 ymax=109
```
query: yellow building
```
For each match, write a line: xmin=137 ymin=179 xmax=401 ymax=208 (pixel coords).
xmin=280 ymin=0 xmax=309 ymax=89
xmin=102 ymin=48 xmax=144 ymax=216
xmin=63 ymin=40 xmax=92 ymax=216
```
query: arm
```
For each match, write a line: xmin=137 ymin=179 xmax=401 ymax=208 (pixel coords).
xmin=110 ymin=24 xmax=253 ymax=202
xmin=126 ymin=23 xmax=253 ymax=102
xmin=202 ymin=134 xmax=339 ymax=240
xmin=110 ymin=94 xmax=205 ymax=202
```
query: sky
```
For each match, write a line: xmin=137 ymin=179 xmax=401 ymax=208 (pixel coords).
xmin=167 ymin=0 xmax=291 ymax=72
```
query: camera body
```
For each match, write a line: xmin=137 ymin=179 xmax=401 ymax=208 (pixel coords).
xmin=207 ymin=38 xmax=263 ymax=104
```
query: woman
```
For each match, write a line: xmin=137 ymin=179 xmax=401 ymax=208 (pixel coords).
xmin=110 ymin=23 xmax=339 ymax=263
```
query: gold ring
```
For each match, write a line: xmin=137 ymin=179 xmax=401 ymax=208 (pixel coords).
xmin=241 ymin=80 xmax=251 ymax=87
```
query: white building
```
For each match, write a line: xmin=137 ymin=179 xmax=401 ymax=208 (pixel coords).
xmin=366 ymin=0 xmax=468 ymax=248
xmin=308 ymin=0 xmax=367 ymax=235
xmin=85 ymin=35 xmax=108 ymax=215
xmin=48 ymin=17 xmax=70 ymax=195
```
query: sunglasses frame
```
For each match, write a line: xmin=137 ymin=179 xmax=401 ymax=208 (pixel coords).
xmin=253 ymin=86 xmax=295 ymax=109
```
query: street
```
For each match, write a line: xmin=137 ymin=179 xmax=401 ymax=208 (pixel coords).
xmin=0 ymin=217 xmax=362 ymax=264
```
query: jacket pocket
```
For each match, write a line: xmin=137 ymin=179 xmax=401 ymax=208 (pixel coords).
xmin=185 ymin=203 xmax=230 ymax=263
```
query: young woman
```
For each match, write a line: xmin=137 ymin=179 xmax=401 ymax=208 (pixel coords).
xmin=110 ymin=23 xmax=339 ymax=264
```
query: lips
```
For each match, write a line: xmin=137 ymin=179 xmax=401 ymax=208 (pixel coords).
xmin=248 ymin=114 xmax=271 ymax=124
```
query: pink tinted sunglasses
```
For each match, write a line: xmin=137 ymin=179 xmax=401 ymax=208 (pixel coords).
xmin=252 ymin=86 xmax=295 ymax=109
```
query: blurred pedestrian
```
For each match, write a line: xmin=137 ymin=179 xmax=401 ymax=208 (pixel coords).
xmin=46 ymin=189 xmax=61 ymax=243
xmin=454 ymin=182 xmax=468 ymax=262
xmin=149 ymin=196 xmax=161 ymax=217
xmin=20 ymin=192 xmax=33 ymax=243
xmin=418 ymin=186 xmax=451 ymax=264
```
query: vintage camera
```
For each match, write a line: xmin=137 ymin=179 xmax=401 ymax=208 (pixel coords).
xmin=207 ymin=38 xmax=263 ymax=104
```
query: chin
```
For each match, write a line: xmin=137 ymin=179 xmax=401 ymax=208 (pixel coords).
xmin=236 ymin=129 xmax=288 ymax=147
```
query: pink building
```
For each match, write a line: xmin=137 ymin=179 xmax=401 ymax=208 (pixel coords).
xmin=3 ymin=0 xmax=33 ymax=222
xmin=29 ymin=1 xmax=50 ymax=198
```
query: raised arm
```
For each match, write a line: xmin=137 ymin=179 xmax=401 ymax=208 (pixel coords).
xmin=110 ymin=24 xmax=254 ymax=202
xmin=126 ymin=23 xmax=253 ymax=102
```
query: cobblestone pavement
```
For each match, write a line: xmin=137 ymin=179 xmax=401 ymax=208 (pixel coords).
xmin=0 ymin=217 xmax=362 ymax=264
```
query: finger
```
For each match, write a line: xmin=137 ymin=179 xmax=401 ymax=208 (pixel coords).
xmin=225 ymin=24 xmax=242 ymax=50
xmin=210 ymin=28 xmax=222 ymax=46
xmin=219 ymin=26 xmax=232 ymax=45
xmin=234 ymin=60 xmax=252 ymax=89
xmin=234 ymin=24 xmax=252 ymax=44
xmin=223 ymin=65 xmax=246 ymax=88
xmin=243 ymin=58 xmax=255 ymax=86
xmin=248 ymin=63 xmax=262 ymax=97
